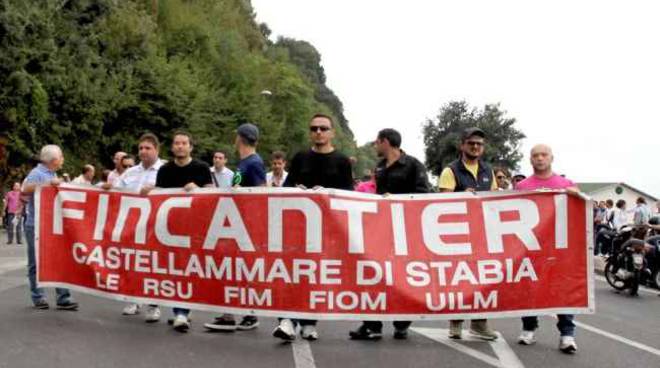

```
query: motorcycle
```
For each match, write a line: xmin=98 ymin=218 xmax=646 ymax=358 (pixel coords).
xmin=644 ymin=235 xmax=660 ymax=288
xmin=605 ymin=239 xmax=656 ymax=296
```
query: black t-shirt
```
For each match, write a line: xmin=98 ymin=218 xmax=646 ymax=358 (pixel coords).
xmin=156 ymin=159 xmax=213 ymax=188
xmin=283 ymin=149 xmax=353 ymax=190
xmin=374 ymin=152 xmax=430 ymax=194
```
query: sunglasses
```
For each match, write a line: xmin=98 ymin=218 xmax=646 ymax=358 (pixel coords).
xmin=496 ymin=176 xmax=507 ymax=180
xmin=310 ymin=126 xmax=331 ymax=133
xmin=465 ymin=141 xmax=484 ymax=147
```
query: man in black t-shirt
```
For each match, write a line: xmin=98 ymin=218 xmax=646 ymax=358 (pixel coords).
xmin=283 ymin=115 xmax=353 ymax=191
xmin=272 ymin=113 xmax=354 ymax=342
xmin=152 ymin=131 xmax=213 ymax=333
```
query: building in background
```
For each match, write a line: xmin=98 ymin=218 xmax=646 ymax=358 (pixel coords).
xmin=578 ymin=182 xmax=658 ymax=214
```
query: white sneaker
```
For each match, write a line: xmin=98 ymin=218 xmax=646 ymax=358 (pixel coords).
xmin=172 ymin=314 xmax=191 ymax=332
xmin=122 ymin=303 xmax=140 ymax=315
xmin=301 ymin=325 xmax=319 ymax=341
xmin=518 ymin=330 xmax=536 ymax=345
xmin=559 ymin=336 xmax=577 ymax=354
xmin=144 ymin=306 xmax=161 ymax=323
xmin=273 ymin=319 xmax=296 ymax=341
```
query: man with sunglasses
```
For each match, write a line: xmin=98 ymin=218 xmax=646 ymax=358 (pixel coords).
xmin=438 ymin=127 xmax=499 ymax=341
xmin=271 ymin=113 xmax=354 ymax=342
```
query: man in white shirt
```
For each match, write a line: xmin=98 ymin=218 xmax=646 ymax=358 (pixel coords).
xmin=210 ymin=150 xmax=234 ymax=188
xmin=611 ymin=199 xmax=630 ymax=231
xmin=72 ymin=165 xmax=95 ymax=185
xmin=104 ymin=133 xmax=164 ymax=321
xmin=106 ymin=151 xmax=127 ymax=185
xmin=266 ymin=151 xmax=288 ymax=187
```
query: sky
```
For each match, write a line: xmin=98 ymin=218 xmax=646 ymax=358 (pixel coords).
xmin=252 ymin=0 xmax=659 ymax=196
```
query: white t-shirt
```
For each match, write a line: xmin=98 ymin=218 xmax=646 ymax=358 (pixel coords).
xmin=210 ymin=166 xmax=234 ymax=188
xmin=267 ymin=171 xmax=288 ymax=187
xmin=115 ymin=160 xmax=164 ymax=192
xmin=72 ymin=175 xmax=91 ymax=185
xmin=611 ymin=208 xmax=630 ymax=231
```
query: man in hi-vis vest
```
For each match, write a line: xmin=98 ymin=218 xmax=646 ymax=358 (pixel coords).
xmin=437 ymin=127 xmax=499 ymax=341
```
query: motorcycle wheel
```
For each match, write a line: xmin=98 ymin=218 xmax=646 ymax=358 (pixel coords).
xmin=653 ymin=270 xmax=660 ymax=289
xmin=604 ymin=259 xmax=627 ymax=291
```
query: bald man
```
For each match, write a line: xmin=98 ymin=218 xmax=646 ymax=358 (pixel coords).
xmin=515 ymin=144 xmax=579 ymax=354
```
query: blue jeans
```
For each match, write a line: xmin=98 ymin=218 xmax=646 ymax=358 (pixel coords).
xmin=6 ymin=213 xmax=22 ymax=243
xmin=173 ymin=308 xmax=190 ymax=317
xmin=522 ymin=314 xmax=575 ymax=337
xmin=25 ymin=226 xmax=72 ymax=305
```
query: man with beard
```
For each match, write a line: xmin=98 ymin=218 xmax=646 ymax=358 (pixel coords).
xmin=153 ymin=131 xmax=214 ymax=332
xmin=271 ymin=114 xmax=353 ymax=342
xmin=438 ymin=127 xmax=499 ymax=341
xmin=349 ymin=128 xmax=430 ymax=341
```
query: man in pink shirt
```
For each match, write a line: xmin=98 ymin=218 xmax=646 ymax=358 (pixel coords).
xmin=4 ymin=182 xmax=23 ymax=245
xmin=515 ymin=144 xmax=580 ymax=354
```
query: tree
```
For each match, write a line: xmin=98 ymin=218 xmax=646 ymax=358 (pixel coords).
xmin=423 ymin=101 xmax=525 ymax=175
xmin=0 ymin=0 xmax=359 ymax=190
xmin=353 ymin=142 xmax=378 ymax=180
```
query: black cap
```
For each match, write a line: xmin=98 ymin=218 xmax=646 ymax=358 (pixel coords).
xmin=462 ymin=127 xmax=486 ymax=140
xmin=237 ymin=123 xmax=259 ymax=142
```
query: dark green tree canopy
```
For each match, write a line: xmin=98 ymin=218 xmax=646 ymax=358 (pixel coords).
xmin=423 ymin=101 xmax=525 ymax=176
xmin=0 ymin=0 xmax=358 ymax=188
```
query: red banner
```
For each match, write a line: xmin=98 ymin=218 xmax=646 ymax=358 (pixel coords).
xmin=36 ymin=185 xmax=594 ymax=320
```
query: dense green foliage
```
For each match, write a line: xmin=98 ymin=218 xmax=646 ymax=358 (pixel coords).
xmin=0 ymin=0 xmax=357 ymax=187
xmin=423 ymin=101 xmax=525 ymax=175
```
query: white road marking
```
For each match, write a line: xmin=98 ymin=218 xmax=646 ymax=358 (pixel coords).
xmin=572 ymin=319 xmax=660 ymax=358
xmin=292 ymin=339 xmax=317 ymax=368
xmin=491 ymin=332 xmax=525 ymax=368
xmin=0 ymin=258 xmax=26 ymax=275
xmin=412 ymin=328 xmax=524 ymax=368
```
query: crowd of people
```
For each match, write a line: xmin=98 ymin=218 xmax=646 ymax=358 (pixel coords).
xmin=3 ymin=113 xmax=618 ymax=354
xmin=592 ymin=197 xmax=660 ymax=256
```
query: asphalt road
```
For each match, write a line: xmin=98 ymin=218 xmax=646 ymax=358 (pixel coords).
xmin=1 ymin=242 xmax=659 ymax=368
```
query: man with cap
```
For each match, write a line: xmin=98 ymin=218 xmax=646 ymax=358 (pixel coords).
xmin=438 ymin=127 xmax=499 ymax=341
xmin=204 ymin=122 xmax=266 ymax=332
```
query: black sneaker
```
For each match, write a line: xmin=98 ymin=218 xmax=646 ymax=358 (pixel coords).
xmin=349 ymin=325 xmax=382 ymax=340
xmin=56 ymin=301 xmax=79 ymax=311
xmin=393 ymin=328 xmax=409 ymax=340
xmin=204 ymin=316 xmax=237 ymax=332
xmin=237 ymin=316 xmax=259 ymax=330
xmin=33 ymin=300 xmax=49 ymax=310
